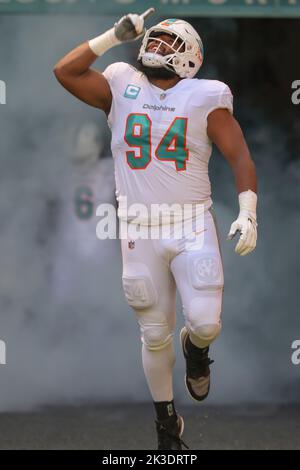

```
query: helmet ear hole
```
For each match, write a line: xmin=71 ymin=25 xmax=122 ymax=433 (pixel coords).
xmin=189 ymin=61 xmax=195 ymax=68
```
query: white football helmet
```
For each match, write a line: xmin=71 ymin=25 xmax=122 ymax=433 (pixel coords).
xmin=138 ymin=18 xmax=204 ymax=79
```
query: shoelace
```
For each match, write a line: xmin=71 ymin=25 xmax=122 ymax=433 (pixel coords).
xmin=187 ymin=349 xmax=214 ymax=379
xmin=157 ymin=424 xmax=190 ymax=450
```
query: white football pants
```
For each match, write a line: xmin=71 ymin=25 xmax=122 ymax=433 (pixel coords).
xmin=121 ymin=206 xmax=224 ymax=402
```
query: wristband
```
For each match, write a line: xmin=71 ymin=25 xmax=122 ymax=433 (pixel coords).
xmin=238 ymin=189 xmax=257 ymax=221
xmin=88 ymin=27 xmax=121 ymax=57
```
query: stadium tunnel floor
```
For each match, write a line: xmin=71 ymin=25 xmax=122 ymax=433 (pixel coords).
xmin=0 ymin=404 xmax=299 ymax=450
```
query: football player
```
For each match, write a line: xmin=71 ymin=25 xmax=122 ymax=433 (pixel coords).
xmin=54 ymin=9 xmax=258 ymax=450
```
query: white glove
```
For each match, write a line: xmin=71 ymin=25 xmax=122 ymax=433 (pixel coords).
xmin=89 ymin=8 xmax=155 ymax=56
xmin=227 ymin=190 xmax=258 ymax=256
xmin=114 ymin=13 xmax=145 ymax=42
xmin=114 ymin=8 xmax=155 ymax=42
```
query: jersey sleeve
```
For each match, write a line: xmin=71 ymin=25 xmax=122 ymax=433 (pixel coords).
xmin=102 ymin=62 xmax=137 ymax=128
xmin=102 ymin=62 xmax=119 ymax=86
xmin=203 ymin=81 xmax=233 ymax=121
xmin=102 ymin=62 xmax=131 ymax=93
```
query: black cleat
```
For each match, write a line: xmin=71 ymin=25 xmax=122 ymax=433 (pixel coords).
xmin=180 ymin=327 xmax=214 ymax=402
xmin=155 ymin=414 xmax=189 ymax=450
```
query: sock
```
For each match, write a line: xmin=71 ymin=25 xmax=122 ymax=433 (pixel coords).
xmin=154 ymin=399 xmax=176 ymax=421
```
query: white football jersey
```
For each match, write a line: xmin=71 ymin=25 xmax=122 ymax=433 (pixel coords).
xmin=103 ymin=62 xmax=233 ymax=222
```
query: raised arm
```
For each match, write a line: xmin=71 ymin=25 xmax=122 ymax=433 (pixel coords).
xmin=53 ymin=41 xmax=112 ymax=112
xmin=53 ymin=9 xmax=155 ymax=113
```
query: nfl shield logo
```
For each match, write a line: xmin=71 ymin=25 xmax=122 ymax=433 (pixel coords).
xmin=128 ymin=240 xmax=135 ymax=249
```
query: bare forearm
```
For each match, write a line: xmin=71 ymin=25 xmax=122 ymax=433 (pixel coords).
xmin=231 ymin=154 xmax=257 ymax=194
xmin=54 ymin=42 xmax=97 ymax=78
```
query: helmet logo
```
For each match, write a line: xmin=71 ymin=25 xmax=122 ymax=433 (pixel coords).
xmin=161 ymin=18 xmax=178 ymax=27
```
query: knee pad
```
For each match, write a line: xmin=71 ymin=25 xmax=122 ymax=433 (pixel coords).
xmin=122 ymin=263 xmax=157 ymax=310
xmin=188 ymin=322 xmax=221 ymax=349
xmin=190 ymin=323 xmax=221 ymax=343
xmin=185 ymin=286 xmax=223 ymax=330
xmin=184 ymin=284 xmax=223 ymax=348
xmin=141 ymin=322 xmax=173 ymax=351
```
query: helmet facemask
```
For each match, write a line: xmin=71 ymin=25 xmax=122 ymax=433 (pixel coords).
xmin=137 ymin=32 xmax=184 ymax=79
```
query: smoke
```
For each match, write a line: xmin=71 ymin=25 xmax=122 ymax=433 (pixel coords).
xmin=206 ymin=120 xmax=300 ymax=404
xmin=0 ymin=16 xmax=299 ymax=411
xmin=0 ymin=15 xmax=146 ymax=411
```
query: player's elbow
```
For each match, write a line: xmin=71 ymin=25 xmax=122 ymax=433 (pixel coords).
xmin=53 ymin=62 xmax=65 ymax=82
xmin=53 ymin=57 xmax=74 ymax=83
xmin=53 ymin=64 xmax=74 ymax=91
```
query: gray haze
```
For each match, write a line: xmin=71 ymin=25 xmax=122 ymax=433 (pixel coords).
xmin=0 ymin=16 xmax=299 ymax=411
